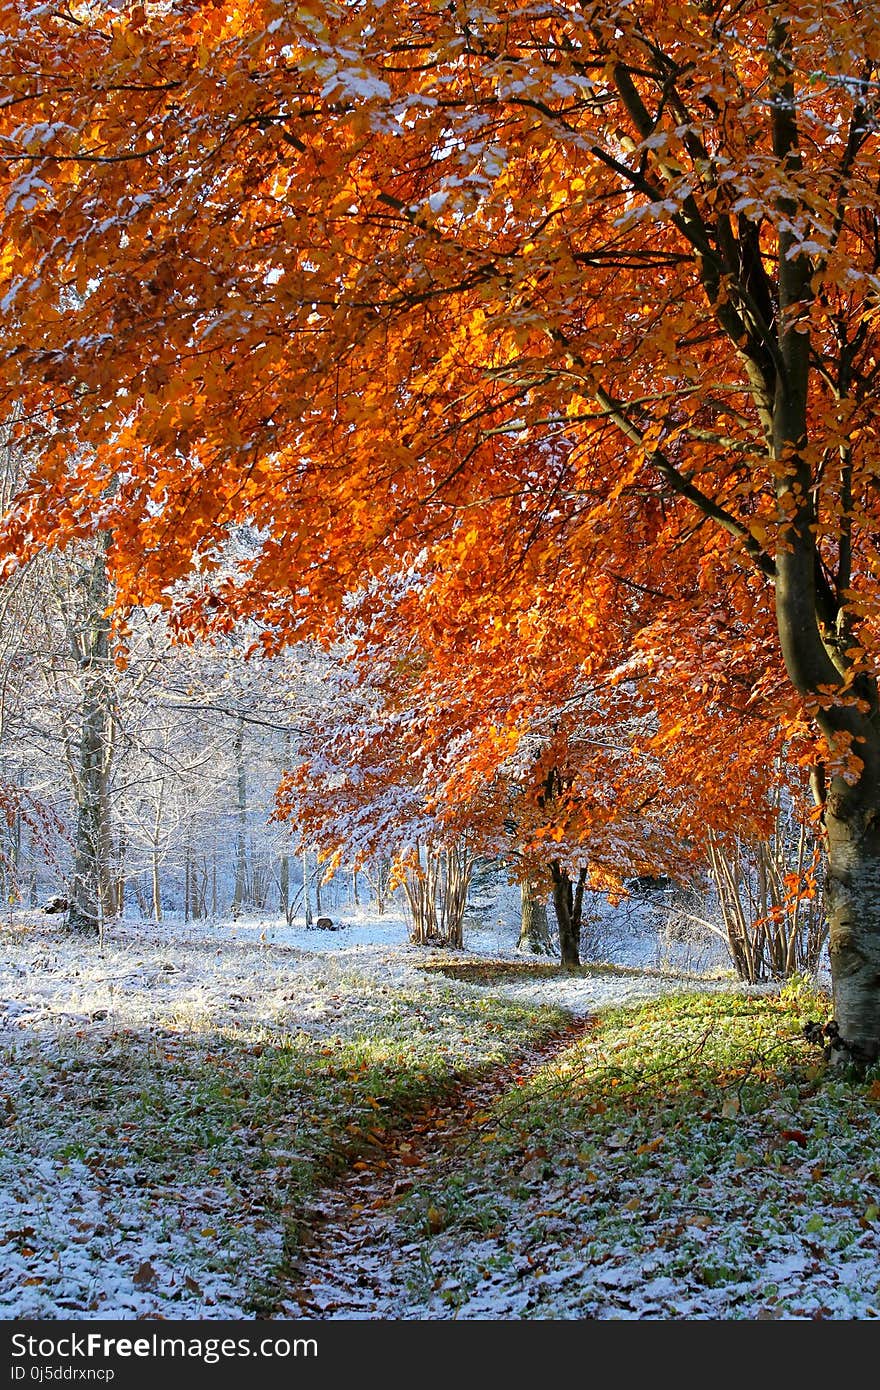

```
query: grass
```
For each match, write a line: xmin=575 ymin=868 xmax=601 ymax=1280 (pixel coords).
xmin=7 ymin=947 xmax=880 ymax=1318
xmin=387 ymin=976 xmax=880 ymax=1317
xmin=0 ymin=980 xmax=569 ymax=1312
xmin=417 ymin=955 xmax=733 ymax=985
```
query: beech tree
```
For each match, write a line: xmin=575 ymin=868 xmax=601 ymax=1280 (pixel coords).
xmin=2 ymin=2 xmax=880 ymax=1060
xmin=280 ymin=609 xmax=705 ymax=964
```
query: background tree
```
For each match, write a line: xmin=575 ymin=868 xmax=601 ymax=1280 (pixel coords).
xmin=518 ymin=880 xmax=554 ymax=958
xmin=56 ymin=535 xmax=116 ymax=932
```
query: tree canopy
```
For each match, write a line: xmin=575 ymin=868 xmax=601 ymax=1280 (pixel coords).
xmin=2 ymin=0 xmax=880 ymax=1058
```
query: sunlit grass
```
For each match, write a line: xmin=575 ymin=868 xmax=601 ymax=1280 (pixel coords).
xmin=396 ymin=980 xmax=880 ymax=1316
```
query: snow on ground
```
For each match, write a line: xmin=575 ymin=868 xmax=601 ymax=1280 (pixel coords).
xmin=0 ymin=910 xmax=428 ymax=1319
xmin=0 ymin=901 xmax=561 ymax=1320
xmin=0 ymin=895 xmax=837 ymax=1320
xmin=0 ymin=892 xmax=741 ymax=1045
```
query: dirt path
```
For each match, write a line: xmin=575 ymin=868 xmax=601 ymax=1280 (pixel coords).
xmin=277 ymin=1015 xmax=593 ymax=1318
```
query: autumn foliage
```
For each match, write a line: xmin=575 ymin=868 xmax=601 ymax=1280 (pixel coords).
xmin=2 ymin=2 xmax=880 ymax=1055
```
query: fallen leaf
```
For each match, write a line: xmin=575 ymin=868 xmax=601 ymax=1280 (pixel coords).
xmin=636 ymin=1135 xmax=664 ymax=1155
xmin=780 ymin=1129 xmax=808 ymax=1147
xmin=132 ymin=1261 xmax=158 ymax=1289
xmin=426 ymin=1204 xmax=446 ymax=1233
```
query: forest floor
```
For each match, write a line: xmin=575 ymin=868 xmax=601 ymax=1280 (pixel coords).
xmin=1 ymin=907 xmax=879 ymax=1320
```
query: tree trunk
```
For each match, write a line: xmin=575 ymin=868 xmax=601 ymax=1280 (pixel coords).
xmin=184 ymin=840 xmax=192 ymax=924
xmin=280 ymin=851 xmax=290 ymax=919
xmin=195 ymin=856 xmax=208 ymax=919
xmin=232 ymin=718 xmax=247 ymax=917
xmin=404 ymin=839 xmax=440 ymax=944
xmin=151 ymin=777 xmax=164 ymax=923
xmin=518 ymin=880 xmax=554 ymax=955
xmin=151 ymin=849 xmax=162 ymax=922
xmin=302 ymin=848 xmax=312 ymax=926
xmin=112 ymin=822 xmax=126 ymax=921
xmin=823 ymin=798 xmax=880 ymax=1067
xmin=132 ymin=874 xmax=148 ymax=919
xmin=370 ymin=856 xmax=390 ymax=915
xmin=767 ymin=30 xmax=880 ymax=1067
xmin=67 ymin=536 xmax=114 ymax=935
xmin=439 ymin=839 xmax=471 ymax=948
xmin=549 ymin=861 xmax=587 ymax=968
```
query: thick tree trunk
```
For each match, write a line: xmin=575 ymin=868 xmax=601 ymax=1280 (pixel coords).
xmin=518 ymin=880 xmax=554 ymax=955
xmin=766 ymin=26 xmax=880 ymax=1067
xmin=68 ymin=694 xmax=110 ymax=932
xmin=823 ymin=799 xmax=880 ymax=1067
xmin=549 ymin=861 xmax=587 ymax=968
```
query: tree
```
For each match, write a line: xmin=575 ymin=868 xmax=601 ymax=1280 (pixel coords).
xmin=518 ymin=880 xmax=554 ymax=958
xmin=400 ymin=837 xmax=473 ymax=948
xmin=550 ymin=860 xmax=588 ymax=970
xmin=57 ymin=535 xmax=117 ymax=932
xmin=278 ymin=612 xmax=701 ymax=964
xmin=3 ymin=3 xmax=880 ymax=1059
xmin=704 ymin=777 xmax=827 ymax=983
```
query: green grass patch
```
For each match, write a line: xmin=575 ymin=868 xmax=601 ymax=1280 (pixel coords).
xmin=394 ymin=981 xmax=880 ymax=1316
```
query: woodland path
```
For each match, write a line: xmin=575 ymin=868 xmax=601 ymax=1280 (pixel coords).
xmin=277 ymin=1015 xmax=593 ymax=1318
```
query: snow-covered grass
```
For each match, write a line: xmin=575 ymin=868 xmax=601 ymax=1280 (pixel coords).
xmin=0 ymin=910 xmax=567 ymax=1319
xmin=0 ymin=901 xmax=870 ymax=1320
